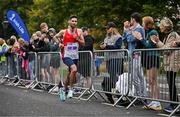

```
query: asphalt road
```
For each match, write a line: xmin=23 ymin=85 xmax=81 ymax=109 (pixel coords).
xmin=0 ymin=84 xmax=164 ymax=116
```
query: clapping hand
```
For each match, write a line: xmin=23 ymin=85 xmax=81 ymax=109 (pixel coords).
xmin=150 ymin=35 xmax=159 ymax=44
xmin=132 ymin=31 xmax=143 ymax=40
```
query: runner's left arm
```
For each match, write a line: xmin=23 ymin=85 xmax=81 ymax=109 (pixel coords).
xmin=75 ymin=29 xmax=85 ymax=46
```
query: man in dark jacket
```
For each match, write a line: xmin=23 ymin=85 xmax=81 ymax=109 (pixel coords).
xmin=78 ymin=27 xmax=94 ymax=88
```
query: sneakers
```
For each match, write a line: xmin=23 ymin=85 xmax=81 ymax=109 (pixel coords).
xmin=164 ymin=105 xmax=175 ymax=113
xmin=73 ymin=88 xmax=82 ymax=95
xmin=164 ymin=105 xmax=180 ymax=115
xmin=143 ymin=101 xmax=162 ymax=111
xmin=67 ymin=89 xmax=74 ymax=98
xmin=59 ymin=88 xmax=75 ymax=101
xmin=59 ymin=88 xmax=66 ymax=101
xmin=149 ymin=102 xmax=162 ymax=111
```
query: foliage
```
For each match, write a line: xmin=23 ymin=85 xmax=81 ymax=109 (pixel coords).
xmin=0 ymin=0 xmax=180 ymax=43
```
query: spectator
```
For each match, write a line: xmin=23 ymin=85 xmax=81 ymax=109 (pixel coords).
xmin=49 ymin=28 xmax=61 ymax=84
xmin=133 ymin=16 xmax=161 ymax=110
xmin=100 ymin=22 xmax=124 ymax=104
xmin=40 ymin=22 xmax=49 ymax=34
xmin=123 ymin=12 xmax=147 ymax=98
xmin=40 ymin=34 xmax=51 ymax=82
xmin=48 ymin=28 xmax=56 ymax=44
xmin=39 ymin=23 xmax=51 ymax=83
xmin=151 ymin=17 xmax=180 ymax=113
xmin=14 ymin=38 xmax=29 ymax=80
xmin=28 ymin=33 xmax=38 ymax=81
xmin=77 ymin=27 xmax=94 ymax=89
xmin=0 ymin=38 xmax=8 ymax=76
xmin=10 ymin=35 xmax=17 ymax=42
xmin=6 ymin=37 xmax=17 ymax=78
xmin=36 ymin=31 xmax=42 ymax=40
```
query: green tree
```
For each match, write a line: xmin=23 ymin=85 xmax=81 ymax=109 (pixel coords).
xmin=0 ymin=0 xmax=180 ymax=43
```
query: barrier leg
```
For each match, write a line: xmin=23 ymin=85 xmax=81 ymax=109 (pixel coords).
xmin=76 ymin=88 xmax=89 ymax=100
xmin=89 ymin=90 xmax=98 ymax=100
xmin=126 ymin=97 xmax=138 ymax=109
xmin=0 ymin=77 xmax=7 ymax=84
xmin=26 ymin=80 xmax=36 ymax=89
xmin=14 ymin=79 xmax=20 ymax=86
xmin=31 ymin=82 xmax=39 ymax=89
xmin=113 ymin=95 xmax=124 ymax=106
xmin=48 ymin=85 xmax=57 ymax=93
xmin=96 ymin=91 xmax=107 ymax=102
xmin=86 ymin=91 xmax=97 ymax=101
xmin=169 ymin=104 xmax=180 ymax=117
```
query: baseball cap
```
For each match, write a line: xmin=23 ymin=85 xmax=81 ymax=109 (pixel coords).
xmin=105 ymin=22 xmax=116 ymax=29
xmin=49 ymin=28 xmax=56 ymax=33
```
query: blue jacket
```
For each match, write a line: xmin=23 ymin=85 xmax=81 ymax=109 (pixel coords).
xmin=123 ymin=24 xmax=145 ymax=55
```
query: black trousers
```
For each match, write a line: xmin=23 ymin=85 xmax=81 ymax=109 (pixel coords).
xmin=166 ymin=71 xmax=179 ymax=106
xmin=106 ymin=58 xmax=124 ymax=88
xmin=102 ymin=58 xmax=124 ymax=103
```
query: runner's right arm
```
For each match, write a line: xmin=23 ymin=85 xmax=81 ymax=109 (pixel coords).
xmin=54 ymin=30 xmax=65 ymax=49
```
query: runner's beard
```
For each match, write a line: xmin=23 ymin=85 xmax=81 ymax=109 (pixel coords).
xmin=70 ymin=25 xmax=76 ymax=32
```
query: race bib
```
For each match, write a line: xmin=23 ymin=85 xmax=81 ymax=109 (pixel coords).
xmin=64 ymin=42 xmax=79 ymax=59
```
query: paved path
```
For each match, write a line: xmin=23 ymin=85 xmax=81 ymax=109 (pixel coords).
xmin=0 ymin=84 xmax=163 ymax=116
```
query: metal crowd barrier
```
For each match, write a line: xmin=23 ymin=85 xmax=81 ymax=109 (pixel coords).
xmin=72 ymin=51 xmax=94 ymax=100
xmin=0 ymin=56 xmax=8 ymax=83
xmin=13 ymin=52 xmax=37 ymax=88
xmin=0 ymin=61 xmax=4 ymax=82
xmin=32 ymin=52 xmax=62 ymax=93
xmin=127 ymin=48 xmax=180 ymax=117
xmin=85 ymin=49 xmax=131 ymax=106
xmin=0 ymin=54 xmax=18 ymax=85
xmin=1 ymin=48 xmax=180 ymax=117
